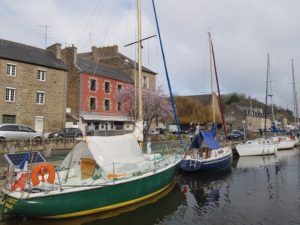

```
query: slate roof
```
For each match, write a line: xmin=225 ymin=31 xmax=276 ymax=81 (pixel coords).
xmin=76 ymin=58 xmax=134 ymax=83
xmin=0 ymin=39 xmax=66 ymax=71
xmin=117 ymin=52 xmax=157 ymax=75
xmin=78 ymin=51 xmax=157 ymax=75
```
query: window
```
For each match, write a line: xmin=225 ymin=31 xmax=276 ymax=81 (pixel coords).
xmin=2 ymin=115 xmax=16 ymax=124
xmin=94 ymin=122 xmax=99 ymax=130
xmin=142 ymin=75 xmax=148 ymax=88
xmin=6 ymin=64 xmax=16 ymax=76
xmin=0 ymin=125 xmax=19 ymax=131
xmin=5 ymin=88 xmax=15 ymax=102
xmin=117 ymin=102 xmax=122 ymax=112
xmin=105 ymin=81 xmax=110 ymax=93
xmin=90 ymin=79 xmax=96 ymax=91
xmin=37 ymin=70 xmax=46 ymax=81
xmin=117 ymin=84 xmax=122 ymax=91
xmin=90 ymin=97 xmax=96 ymax=110
xmin=19 ymin=125 xmax=34 ymax=132
xmin=36 ymin=91 xmax=45 ymax=104
xmin=104 ymin=99 xmax=110 ymax=111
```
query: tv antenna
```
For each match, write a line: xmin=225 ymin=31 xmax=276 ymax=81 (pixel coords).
xmin=37 ymin=24 xmax=52 ymax=48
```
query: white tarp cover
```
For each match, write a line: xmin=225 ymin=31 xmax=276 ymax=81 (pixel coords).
xmin=60 ymin=133 xmax=143 ymax=169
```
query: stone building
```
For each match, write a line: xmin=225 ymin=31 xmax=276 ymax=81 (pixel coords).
xmin=0 ymin=39 xmax=67 ymax=133
xmin=78 ymin=45 xmax=157 ymax=90
xmin=56 ymin=45 xmax=134 ymax=135
xmin=225 ymin=105 xmax=272 ymax=131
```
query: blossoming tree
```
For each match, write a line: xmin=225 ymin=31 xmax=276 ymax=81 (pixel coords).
xmin=117 ymin=86 xmax=172 ymax=139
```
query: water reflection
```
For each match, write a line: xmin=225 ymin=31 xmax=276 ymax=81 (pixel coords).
xmin=179 ymin=170 xmax=232 ymax=213
xmin=1 ymin=149 xmax=299 ymax=225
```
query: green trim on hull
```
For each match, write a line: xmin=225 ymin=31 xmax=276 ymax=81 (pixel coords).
xmin=5 ymin=163 xmax=179 ymax=218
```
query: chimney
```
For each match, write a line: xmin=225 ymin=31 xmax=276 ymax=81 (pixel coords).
xmin=71 ymin=44 xmax=77 ymax=64
xmin=61 ymin=45 xmax=77 ymax=66
xmin=47 ymin=43 xmax=62 ymax=60
xmin=91 ymin=45 xmax=118 ymax=62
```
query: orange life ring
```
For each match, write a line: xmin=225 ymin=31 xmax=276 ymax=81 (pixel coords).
xmin=31 ymin=163 xmax=55 ymax=186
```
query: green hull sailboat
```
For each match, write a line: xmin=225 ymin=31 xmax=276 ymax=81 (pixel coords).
xmin=2 ymin=135 xmax=182 ymax=219
xmin=1 ymin=0 xmax=183 ymax=219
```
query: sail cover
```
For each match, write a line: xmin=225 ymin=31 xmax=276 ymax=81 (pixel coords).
xmin=60 ymin=133 xmax=143 ymax=169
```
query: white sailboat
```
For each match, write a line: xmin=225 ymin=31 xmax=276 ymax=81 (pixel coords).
xmin=269 ymin=59 xmax=299 ymax=149
xmin=236 ymin=54 xmax=277 ymax=156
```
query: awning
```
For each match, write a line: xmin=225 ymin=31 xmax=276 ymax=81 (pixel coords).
xmin=80 ymin=114 xmax=134 ymax=122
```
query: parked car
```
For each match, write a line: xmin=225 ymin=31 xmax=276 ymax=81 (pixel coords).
xmin=227 ymin=130 xmax=244 ymax=140
xmin=0 ymin=124 xmax=43 ymax=141
xmin=148 ymin=129 xmax=159 ymax=135
xmin=48 ymin=128 xmax=83 ymax=139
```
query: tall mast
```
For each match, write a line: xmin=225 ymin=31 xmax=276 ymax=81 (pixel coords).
xmin=209 ymin=33 xmax=227 ymax=140
xmin=264 ymin=54 xmax=270 ymax=133
xmin=268 ymin=57 xmax=274 ymax=123
xmin=208 ymin=32 xmax=215 ymax=123
xmin=292 ymin=59 xmax=299 ymax=127
xmin=137 ymin=0 xmax=143 ymax=122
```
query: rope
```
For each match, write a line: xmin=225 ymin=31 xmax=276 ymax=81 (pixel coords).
xmin=151 ymin=0 xmax=183 ymax=146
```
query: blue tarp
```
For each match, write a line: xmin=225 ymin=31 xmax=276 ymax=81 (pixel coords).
xmin=200 ymin=130 xmax=220 ymax=149
xmin=209 ymin=123 xmax=218 ymax=137
xmin=271 ymin=125 xmax=286 ymax=133
xmin=189 ymin=126 xmax=220 ymax=150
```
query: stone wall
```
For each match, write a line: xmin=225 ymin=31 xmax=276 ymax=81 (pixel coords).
xmin=61 ymin=47 xmax=81 ymax=118
xmin=0 ymin=59 xmax=67 ymax=132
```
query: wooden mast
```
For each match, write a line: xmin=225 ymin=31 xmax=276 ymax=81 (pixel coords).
xmin=137 ymin=0 xmax=143 ymax=122
xmin=208 ymin=32 xmax=216 ymax=123
xmin=209 ymin=33 xmax=227 ymax=140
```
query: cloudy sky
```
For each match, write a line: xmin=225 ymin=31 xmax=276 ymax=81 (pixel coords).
xmin=1 ymin=0 xmax=300 ymax=112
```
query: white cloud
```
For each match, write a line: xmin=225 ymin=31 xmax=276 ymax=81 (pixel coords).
xmin=1 ymin=0 xmax=300 ymax=112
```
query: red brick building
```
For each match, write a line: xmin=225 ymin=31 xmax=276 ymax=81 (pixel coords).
xmin=55 ymin=45 xmax=134 ymax=135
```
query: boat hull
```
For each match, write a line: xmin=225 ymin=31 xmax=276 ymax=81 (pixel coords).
xmin=277 ymin=141 xmax=295 ymax=150
xmin=180 ymin=150 xmax=232 ymax=172
xmin=236 ymin=143 xmax=277 ymax=156
xmin=4 ymin=162 xmax=180 ymax=218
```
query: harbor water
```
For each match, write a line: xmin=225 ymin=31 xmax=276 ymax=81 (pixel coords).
xmin=1 ymin=148 xmax=300 ymax=225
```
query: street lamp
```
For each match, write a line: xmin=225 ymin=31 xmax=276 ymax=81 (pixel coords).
xmin=242 ymin=120 xmax=246 ymax=141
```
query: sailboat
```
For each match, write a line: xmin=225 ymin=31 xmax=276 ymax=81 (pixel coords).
xmin=180 ymin=32 xmax=232 ymax=172
xmin=236 ymin=54 xmax=277 ymax=156
xmin=269 ymin=59 xmax=298 ymax=149
xmin=0 ymin=0 xmax=182 ymax=219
